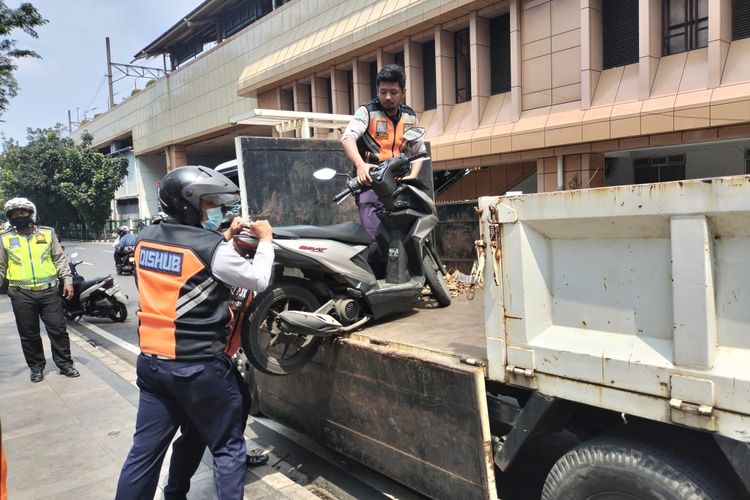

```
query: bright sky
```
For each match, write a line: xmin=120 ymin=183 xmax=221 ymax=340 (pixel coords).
xmin=0 ymin=0 xmax=202 ymax=145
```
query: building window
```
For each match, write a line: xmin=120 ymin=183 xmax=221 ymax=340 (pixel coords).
xmin=369 ymin=61 xmax=378 ymax=101
xmin=663 ymin=0 xmax=708 ymax=55
xmin=346 ymin=70 xmax=354 ymax=114
xmin=634 ymin=154 xmax=686 ymax=183
xmin=603 ymin=0 xmax=639 ymax=68
xmin=324 ymin=77 xmax=333 ymax=114
xmin=489 ymin=14 xmax=511 ymax=94
xmin=394 ymin=51 xmax=405 ymax=69
xmin=423 ymin=41 xmax=437 ymax=110
xmin=745 ymin=149 xmax=750 ymax=174
xmin=280 ymin=88 xmax=294 ymax=111
xmin=734 ymin=0 xmax=750 ymax=40
xmin=455 ymin=28 xmax=471 ymax=103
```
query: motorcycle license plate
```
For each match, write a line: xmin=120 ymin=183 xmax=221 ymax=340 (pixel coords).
xmin=105 ymin=286 xmax=119 ymax=296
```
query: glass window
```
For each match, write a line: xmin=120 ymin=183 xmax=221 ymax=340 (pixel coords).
xmin=602 ymin=0 xmax=639 ymax=69
xmin=733 ymin=0 xmax=750 ymax=40
xmin=663 ymin=0 xmax=708 ymax=55
xmin=394 ymin=51 xmax=405 ymax=69
xmin=455 ymin=28 xmax=471 ymax=103
xmin=634 ymin=155 xmax=686 ymax=183
xmin=422 ymin=41 xmax=437 ymax=110
xmin=489 ymin=14 xmax=511 ymax=94
xmin=369 ymin=61 xmax=378 ymax=101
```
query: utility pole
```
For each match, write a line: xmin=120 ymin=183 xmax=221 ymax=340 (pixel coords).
xmin=68 ymin=109 xmax=73 ymax=133
xmin=106 ymin=37 xmax=115 ymax=109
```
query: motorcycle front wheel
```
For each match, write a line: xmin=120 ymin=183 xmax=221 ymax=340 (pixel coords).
xmin=242 ymin=282 xmax=321 ymax=376
xmin=423 ymin=252 xmax=452 ymax=307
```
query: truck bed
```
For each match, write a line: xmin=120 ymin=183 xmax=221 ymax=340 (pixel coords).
xmin=349 ymin=292 xmax=487 ymax=361
xmin=256 ymin=294 xmax=495 ymax=500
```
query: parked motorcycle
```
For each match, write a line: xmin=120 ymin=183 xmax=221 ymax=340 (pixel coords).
xmin=63 ymin=252 xmax=129 ymax=322
xmin=116 ymin=245 xmax=136 ymax=275
xmin=234 ymin=126 xmax=450 ymax=376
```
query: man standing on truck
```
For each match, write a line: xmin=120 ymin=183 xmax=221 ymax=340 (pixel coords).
xmin=341 ymin=64 xmax=426 ymax=277
xmin=115 ymin=166 xmax=274 ymax=500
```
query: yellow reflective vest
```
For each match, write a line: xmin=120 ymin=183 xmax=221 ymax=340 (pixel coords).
xmin=1 ymin=226 xmax=58 ymax=287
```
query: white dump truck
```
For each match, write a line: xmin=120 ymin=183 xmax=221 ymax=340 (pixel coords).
xmin=248 ymin=167 xmax=750 ymax=498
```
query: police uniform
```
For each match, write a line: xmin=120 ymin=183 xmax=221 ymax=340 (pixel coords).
xmin=0 ymin=225 xmax=75 ymax=373
xmin=116 ymin=220 xmax=273 ymax=500
xmin=342 ymin=98 xmax=423 ymax=275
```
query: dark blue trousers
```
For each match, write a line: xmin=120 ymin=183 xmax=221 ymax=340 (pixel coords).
xmin=164 ymin=364 xmax=251 ymax=499
xmin=115 ymin=353 xmax=246 ymax=500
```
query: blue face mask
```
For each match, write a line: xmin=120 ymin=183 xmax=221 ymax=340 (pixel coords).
xmin=201 ymin=207 xmax=223 ymax=231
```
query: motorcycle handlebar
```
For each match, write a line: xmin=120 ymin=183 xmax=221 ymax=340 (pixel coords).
xmin=333 ymin=188 xmax=351 ymax=203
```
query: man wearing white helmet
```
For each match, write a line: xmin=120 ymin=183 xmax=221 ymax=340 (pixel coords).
xmin=0 ymin=197 xmax=79 ymax=382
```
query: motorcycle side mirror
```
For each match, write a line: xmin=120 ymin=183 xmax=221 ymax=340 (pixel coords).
xmin=313 ymin=168 xmax=338 ymax=180
xmin=70 ymin=252 xmax=79 ymax=259
xmin=403 ymin=126 xmax=426 ymax=142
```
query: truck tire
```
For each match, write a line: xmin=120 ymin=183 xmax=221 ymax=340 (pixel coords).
xmin=242 ymin=283 xmax=321 ymax=376
xmin=423 ymin=252 xmax=451 ymax=307
xmin=541 ymin=436 xmax=738 ymax=500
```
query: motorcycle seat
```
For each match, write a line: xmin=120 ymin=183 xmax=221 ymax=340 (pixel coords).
xmin=273 ymin=222 xmax=373 ymax=246
xmin=75 ymin=277 xmax=108 ymax=291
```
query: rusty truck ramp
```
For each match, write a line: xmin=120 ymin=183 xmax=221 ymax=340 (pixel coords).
xmin=256 ymin=295 xmax=495 ymax=499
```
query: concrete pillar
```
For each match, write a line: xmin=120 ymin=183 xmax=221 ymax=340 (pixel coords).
xmin=435 ymin=26 xmax=455 ymax=133
xmin=708 ymin=0 xmax=731 ymax=88
xmin=331 ymin=67 xmax=351 ymax=115
xmin=470 ymin=12 xmax=491 ymax=129
xmin=164 ymin=145 xmax=186 ymax=172
xmin=509 ymin=0 xmax=521 ymax=121
xmin=352 ymin=57 xmax=371 ymax=107
xmin=581 ymin=0 xmax=603 ymax=110
xmin=639 ymin=0 xmax=661 ymax=99
xmin=404 ymin=38 xmax=424 ymax=113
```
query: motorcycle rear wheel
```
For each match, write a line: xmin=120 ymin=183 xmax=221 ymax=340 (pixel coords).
xmin=423 ymin=252 xmax=452 ymax=307
xmin=109 ymin=302 xmax=128 ymax=322
xmin=242 ymin=283 xmax=321 ymax=376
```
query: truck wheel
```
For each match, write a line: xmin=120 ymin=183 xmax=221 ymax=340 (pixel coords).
xmin=542 ymin=436 xmax=737 ymax=500
xmin=423 ymin=252 xmax=451 ymax=307
xmin=242 ymin=283 xmax=321 ymax=376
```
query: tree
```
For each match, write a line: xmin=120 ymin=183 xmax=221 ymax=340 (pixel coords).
xmin=56 ymin=131 xmax=128 ymax=230
xmin=0 ymin=1 xmax=46 ymax=118
xmin=0 ymin=126 xmax=128 ymax=234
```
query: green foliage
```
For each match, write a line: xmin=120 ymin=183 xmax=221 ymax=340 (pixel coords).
xmin=0 ymin=1 xmax=47 ymax=118
xmin=0 ymin=125 xmax=128 ymax=231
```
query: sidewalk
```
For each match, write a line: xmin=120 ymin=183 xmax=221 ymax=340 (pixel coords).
xmin=0 ymin=296 xmax=318 ymax=499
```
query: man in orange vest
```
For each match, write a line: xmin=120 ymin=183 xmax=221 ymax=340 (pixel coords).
xmin=341 ymin=64 xmax=426 ymax=277
xmin=115 ymin=166 xmax=274 ymax=500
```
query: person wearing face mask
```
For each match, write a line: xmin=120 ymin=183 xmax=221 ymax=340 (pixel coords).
xmin=0 ymin=197 xmax=79 ymax=383
xmin=115 ymin=166 xmax=274 ymax=500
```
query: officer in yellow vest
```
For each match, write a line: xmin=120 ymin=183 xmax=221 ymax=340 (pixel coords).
xmin=0 ymin=197 xmax=79 ymax=382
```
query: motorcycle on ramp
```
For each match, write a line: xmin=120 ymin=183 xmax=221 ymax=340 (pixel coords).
xmin=235 ymin=126 xmax=450 ymax=376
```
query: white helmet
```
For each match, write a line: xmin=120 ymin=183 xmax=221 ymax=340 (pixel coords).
xmin=4 ymin=197 xmax=37 ymax=222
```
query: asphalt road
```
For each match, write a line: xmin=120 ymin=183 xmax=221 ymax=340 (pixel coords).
xmin=60 ymin=240 xmax=426 ymax=500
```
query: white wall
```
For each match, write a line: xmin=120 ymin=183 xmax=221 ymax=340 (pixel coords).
xmin=137 ymin=155 xmax=167 ymax=217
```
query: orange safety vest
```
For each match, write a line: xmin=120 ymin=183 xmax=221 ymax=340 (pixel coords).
xmin=135 ymin=222 xmax=231 ymax=360
xmin=356 ymin=99 xmax=418 ymax=165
